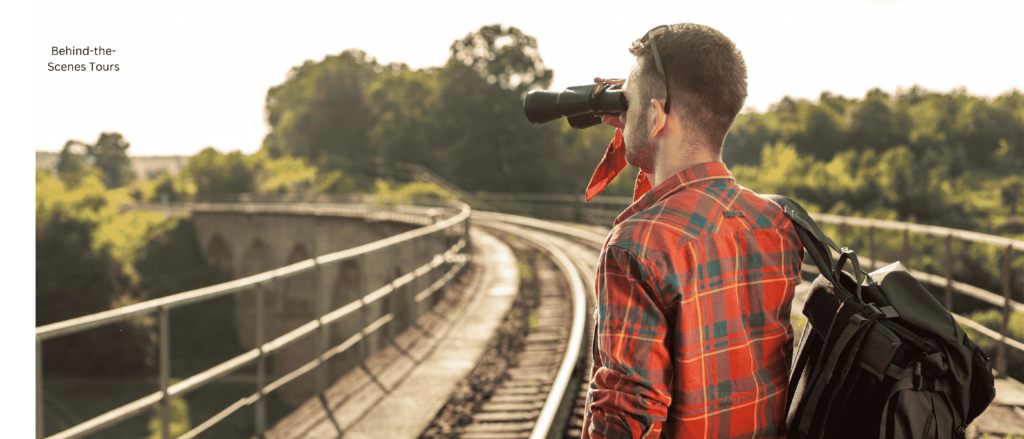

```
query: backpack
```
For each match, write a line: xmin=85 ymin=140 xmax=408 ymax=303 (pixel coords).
xmin=763 ymin=195 xmax=996 ymax=439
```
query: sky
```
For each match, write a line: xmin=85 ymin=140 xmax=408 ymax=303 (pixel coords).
xmin=31 ymin=0 xmax=1024 ymax=157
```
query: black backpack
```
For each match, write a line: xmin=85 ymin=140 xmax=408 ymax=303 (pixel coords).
xmin=764 ymin=195 xmax=996 ymax=439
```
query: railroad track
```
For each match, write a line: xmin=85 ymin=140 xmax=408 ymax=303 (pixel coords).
xmin=452 ymin=212 xmax=607 ymax=439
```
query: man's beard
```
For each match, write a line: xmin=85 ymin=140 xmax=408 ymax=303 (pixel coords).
xmin=624 ymin=107 xmax=657 ymax=171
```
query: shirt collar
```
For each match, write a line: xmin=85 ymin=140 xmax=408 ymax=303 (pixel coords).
xmin=613 ymin=161 xmax=735 ymax=227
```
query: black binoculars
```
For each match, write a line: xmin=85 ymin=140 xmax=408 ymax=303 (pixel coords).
xmin=523 ymin=82 xmax=628 ymax=129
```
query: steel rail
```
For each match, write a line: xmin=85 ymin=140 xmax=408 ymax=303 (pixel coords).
xmin=36 ymin=202 xmax=470 ymax=340
xmin=472 ymin=211 xmax=607 ymax=243
xmin=474 ymin=219 xmax=588 ymax=439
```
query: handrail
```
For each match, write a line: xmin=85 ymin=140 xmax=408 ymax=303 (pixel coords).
xmin=809 ymin=213 xmax=1024 ymax=251
xmin=36 ymin=202 xmax=470 ymax=340
xmin=473 ymin=193 xmax=1023 ymax=250
xmin=37 ymin=200 xmax=472 ymax=439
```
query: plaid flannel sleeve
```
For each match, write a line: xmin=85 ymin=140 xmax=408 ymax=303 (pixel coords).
xmin=583 ymin=245 xmax=672 ymax=439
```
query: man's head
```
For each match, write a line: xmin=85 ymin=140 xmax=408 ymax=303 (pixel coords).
xmin=619 ymin=23 xmax=748 ymax=171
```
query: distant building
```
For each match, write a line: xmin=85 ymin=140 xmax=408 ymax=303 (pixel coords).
xmin=36 ymin=151 xmax=191 ymax=179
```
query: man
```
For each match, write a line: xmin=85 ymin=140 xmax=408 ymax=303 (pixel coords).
xmin=581 ymin=23 xmax=805 ymax=438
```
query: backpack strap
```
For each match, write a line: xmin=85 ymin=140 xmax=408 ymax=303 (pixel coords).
xmin=761 ymin=195 xmax=875 ymax=295
xmin=762 ymin=194 xmax=841 ymax=253
xmin=761 ymin=195 xmax=839 ymax=284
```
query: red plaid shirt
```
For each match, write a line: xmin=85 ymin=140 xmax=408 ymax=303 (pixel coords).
xmin=582 ymin=162 xmax=804 ymax=439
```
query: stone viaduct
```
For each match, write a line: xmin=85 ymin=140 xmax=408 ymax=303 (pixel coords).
xmin=189 ymin=203 xmax=465 ymax=405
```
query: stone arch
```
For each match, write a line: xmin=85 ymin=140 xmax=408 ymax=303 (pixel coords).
xmin=237 ymin=240 xmax=275 ymax=352
xmin=282 ymin=244 xmax=315 ymax=327
xmin=332 ymin=259 xmax=361 ymax=333
xmin=329 ymin=259 xmax=361 ymax=380
xmin=379 ymin=264 xmax=410 ymax=351
xmin=206 ymin=234 xmax=233 ymax=277
xmin=278 ymin=243 xmax=317 ymax=406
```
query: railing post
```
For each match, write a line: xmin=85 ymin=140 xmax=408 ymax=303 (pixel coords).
xmin=464 ymin=213 xmax=472 ymax=260
xmin=36 ymin=336 xmax=42 ymax=439
xmin=902 ymin=228 xmax=911 ymax=268
xmin=438 ymin=229 xmax=449 ymax=301
xmin=312 ymin=213 xmax=327 ymax=398
xmin=999 ymin=244 xmax=1013 ymax=375
xmin=840 ymin=222 xmax=847 ymax=247
xmin=357 ymin=254 xmax=369 ymax=364
xmin=388 ymin=243 xmax=399 ymax=340
xmin=255 ymin=283 xmax=266 ymax=438
xmin=412 ymin=235 xmax=422 ymax=319
xmin=159 ymin=305 xmax=170 ymax=439
xmin=945 ymin=235 xmax=954 ymax=311
xmin=869 ymin=226 xmax=876 ymax=271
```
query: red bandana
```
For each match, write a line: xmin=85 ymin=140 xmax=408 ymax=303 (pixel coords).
xmin=585 ymin=128 xmax=652 ymax=203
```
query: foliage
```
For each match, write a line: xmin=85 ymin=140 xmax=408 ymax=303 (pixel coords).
xmin=126 ymin=171 xmax=193 ymax=203
xmin=249 ymin=149 xmax=318 ymax=194
xmin=262 ymin=49 xmax=381 ymax=185
xmin=256 ymin=24 xmax=613 ymax=196
xmin=369 ymin=179 xmax=457 ymax=205
xmin=182 ymin=147 xmax=332 ymax=196
xmin=184 ymin=147 xmax=256 ymax=195
xmin=725 ymin=87 xmax=1024 ymax=176
xmin=732 ymin=139 xmax=1023 ymax=235
xmin=35 ymin=170 xmax=189 ymax=375
xmin=147 ymin=385 xmax=190 ymax=439
xmin=89 ymin=132 xmax=137 ymax=188
xmin=447 ymin=24 xmax=553 ymax=94
xmin=36 ymin=209 xmax=156 ymax=375
xmin=314 ymin=169 xmax=357 ymax=194
xmin=57 ymin=133 xmax=136 ymax=189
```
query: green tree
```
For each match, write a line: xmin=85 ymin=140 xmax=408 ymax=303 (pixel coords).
xmin=847 ymin=88 xmax=898 ymax=153
xmin=364 ymin=68 xmax=443 ymax=172
xmin=185 ymin=147 xmax=255 ymax=195
xmin=262 ymin=49 xmax=380 ymax=185
xmin=88 ymin=132 xmax=136 ymax=188
xmin=37 ymin=212 xmax=155 ymax=375
xmin=448 ymin=24 xmax=553 ymax=94
xmin=427 ymin=25 xmax=567 ymax=193
xmin=56 ymin=140 xmax=103 ymax=188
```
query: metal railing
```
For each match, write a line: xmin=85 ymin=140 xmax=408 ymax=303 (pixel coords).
xmin=36 ymin=200 xmax=472 ymax=439
xmin=470 ymin=192 xmax=1024 ymax=374
xmin=810 ymin=213 xmax=1024 ymax=374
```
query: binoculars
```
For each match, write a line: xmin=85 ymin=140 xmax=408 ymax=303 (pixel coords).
xmin=523 ymin=82 xmax=628 ymax=129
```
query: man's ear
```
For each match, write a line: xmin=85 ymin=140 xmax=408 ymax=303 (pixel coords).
xmin=649 ymin=99 xmax=667 ymax=137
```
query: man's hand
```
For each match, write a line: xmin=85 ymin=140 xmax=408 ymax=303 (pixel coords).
xmin=595 ymin=77 xmax=626 ymax=129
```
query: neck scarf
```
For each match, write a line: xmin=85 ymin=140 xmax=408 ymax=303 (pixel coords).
xmin=584 ymin=128 xmax=652 ymax=203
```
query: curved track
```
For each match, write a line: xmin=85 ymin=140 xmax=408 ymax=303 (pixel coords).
xmin=468 ymin=212 xmax=607 ymax=439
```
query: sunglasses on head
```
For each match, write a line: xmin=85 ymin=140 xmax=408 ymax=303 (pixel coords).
xmin=641 ymin=25 xmax=672 ymax=114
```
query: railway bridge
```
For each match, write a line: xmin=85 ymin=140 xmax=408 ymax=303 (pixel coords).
xmin=36 ymin=193 xmax=1024 ymax=439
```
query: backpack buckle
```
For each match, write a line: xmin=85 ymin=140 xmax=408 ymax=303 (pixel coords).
xmin=863 ymin=303 xmax=899 ymax=320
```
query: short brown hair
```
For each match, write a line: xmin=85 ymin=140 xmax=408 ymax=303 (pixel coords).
xmin=629 ymin=23 xmax=747 ymax=149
